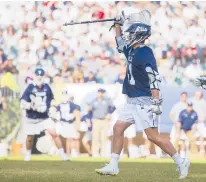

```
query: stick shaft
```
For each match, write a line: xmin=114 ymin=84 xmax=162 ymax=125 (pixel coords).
xmin=63 ymin=18 xmax=114 ymax=26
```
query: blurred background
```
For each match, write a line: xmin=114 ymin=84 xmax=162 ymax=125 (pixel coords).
xmin=0 ymin=1 xmax=206 ymax=159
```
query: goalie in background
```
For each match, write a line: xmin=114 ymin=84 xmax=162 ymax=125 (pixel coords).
xmin=20 ymin=67 xmax=68 ymax=161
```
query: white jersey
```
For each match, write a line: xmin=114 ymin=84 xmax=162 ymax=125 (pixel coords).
xmin=170 ymin=102 xmax=187 ymax=123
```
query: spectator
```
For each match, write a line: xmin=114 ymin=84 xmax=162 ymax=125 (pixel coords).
xmin=184 ymin=59 xmax=203 ymax=80
xmin=89 ymin=88 xmax=115 ymax=157
xmin=190 ymin=90 xmax=206 ymax=154
xmin=169 ymin=92 xmax=188 ymax=148
xmin=176 ymin=101 xmax=198 ymax=157
xmin=0 ymin=2 xmax=205 ymax=85
xmin=84 ymin=71 xmax=97 ymax=84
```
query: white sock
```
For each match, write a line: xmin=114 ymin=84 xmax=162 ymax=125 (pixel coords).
xmin=59 ymin=148 xmax=65 ymax=157
xmin=25 ymin=149 xmax=31 ymax=156
xmin=110 ymin=153 xmax=120 ymax=169
xmin=172 ymin=152 xmax=183 ymax=165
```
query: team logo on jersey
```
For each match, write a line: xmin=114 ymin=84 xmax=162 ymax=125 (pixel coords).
xmin=136 ymin=26 xmax=147 ymax=32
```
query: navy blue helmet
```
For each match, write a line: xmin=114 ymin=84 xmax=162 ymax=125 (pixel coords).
xmin=34 ymin=68 xmax=45 ymax=85
xmin=35 ymin=68 xmax=45 ymax=76
xmin=122 ymin=10 xmax=151 ymax=47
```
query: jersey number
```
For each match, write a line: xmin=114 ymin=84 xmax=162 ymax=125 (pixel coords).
xmin=127 ymin=63 xmax=135 ymax=85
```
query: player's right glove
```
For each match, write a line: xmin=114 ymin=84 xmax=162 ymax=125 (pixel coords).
xmin=193 ymin=76 xmax=206 ymax=89
xmin=149 ymin=98 xmax=163 ymax=116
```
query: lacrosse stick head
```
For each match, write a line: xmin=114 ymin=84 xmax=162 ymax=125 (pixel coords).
xmin=122 ymin=10 xmax=151 ymax=47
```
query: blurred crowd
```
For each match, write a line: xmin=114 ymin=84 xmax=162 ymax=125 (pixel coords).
xmin=0 ymin=2 xmax=206 ymax=86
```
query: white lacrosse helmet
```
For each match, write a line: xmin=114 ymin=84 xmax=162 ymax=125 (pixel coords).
xmin=61 ymin=89 xmax=73 ymax=102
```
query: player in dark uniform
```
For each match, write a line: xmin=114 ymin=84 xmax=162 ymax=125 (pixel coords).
xmin=96 ymin=10 xmax=190 ymax=179
xmin=21 ymin=68 xmax=67 ymax=161
xmin=50 ymin=90 xmax=81 ymax=158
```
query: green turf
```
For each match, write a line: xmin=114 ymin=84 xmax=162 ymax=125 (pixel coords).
xmin=0 ymin=156 xmax=205 ymax=182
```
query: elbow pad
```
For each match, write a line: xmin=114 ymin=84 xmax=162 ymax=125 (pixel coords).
xmin=21 ymin=100 xmax=31 ymax=110
xmin=115 ymin=36 xmax=125 ymax=53
xmin=145 ymin=66 xmax=161 ymax=90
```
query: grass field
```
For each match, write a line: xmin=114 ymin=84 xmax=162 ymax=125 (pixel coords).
xmin=0 ymin=156 xmax=206 ymax=182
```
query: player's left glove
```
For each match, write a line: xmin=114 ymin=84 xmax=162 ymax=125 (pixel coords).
xmin=193 ymin=76 xmax=206 ymax=89
xmin=109 ymin=11 xmax=126 ymax=31
xmin=149 ymin=98 xmax=163 ymax=116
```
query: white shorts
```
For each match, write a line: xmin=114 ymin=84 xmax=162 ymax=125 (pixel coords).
xmin=118 ymin=103 xmax=159 ymax=130
xmin=79 ymin=122 xmax=88 ymax=132
xmin=24 ymin=118 xmax=55 ymax=135
xmin=56 ymin=122 xmax=79 ymax=139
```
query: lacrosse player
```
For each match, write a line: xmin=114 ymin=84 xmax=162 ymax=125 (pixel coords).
xmin=51 ymin=90 xmax=81 ymax=158
xmin=21 ymin=68 xmax=67 ymax=161
xmin=95 ymin=10 xmax=190 ymax=179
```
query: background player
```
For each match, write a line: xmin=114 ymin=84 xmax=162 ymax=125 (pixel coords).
xmin=95 ymin=10 xmax=190 ymax=179
xmin=20 ymin=68 xmax=67 ymax=161
xmin=51 ymin=90 xmax=81 ymax=158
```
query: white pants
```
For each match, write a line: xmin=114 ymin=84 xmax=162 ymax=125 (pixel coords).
xmin=118 ymin=103 xmax=159 ymax=130
xmin=24 ymin=118 xmax=55 ymax=135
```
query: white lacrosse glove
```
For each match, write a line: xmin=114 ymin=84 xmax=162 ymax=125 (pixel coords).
xmin=114 ymin=11 xmax=126 ymax=26
xmin=49 ymin=106 xmax=60 ymax=122
xmin=30 ymin=94 xmax=47 ymax=113
xmin=20 ymin=100 xmax=32 ymax=110
xmin=149 ymin=98 xmax=163 ymax=116
xmin=110 ymin=11 xmax=126 ymax=31
xmin=193 ymin=76 xmax=206 ymax=89
xmin=36 ymin=105 xmax=47 ymax=113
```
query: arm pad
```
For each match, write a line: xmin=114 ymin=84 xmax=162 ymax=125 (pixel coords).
xmin=20 ymin=100 xmax=31 ymax=110
xmin=145 ymin=66 xmax=161 ymax=90
xmin=115 ymin=36 xmax=125 ymax=53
